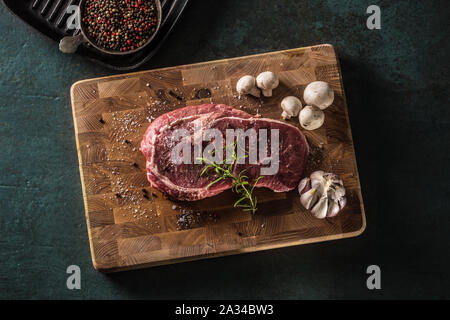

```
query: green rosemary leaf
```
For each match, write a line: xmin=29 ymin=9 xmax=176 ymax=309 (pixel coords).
xmin=198 ymin=144 xmax=263 ymax=214
xmin=233 ymin=197 xmax=247 ymax=207
xmin=251 ymin=176 xmax=264 ymax=193
xmin=200 ymin=164 xmax=212 ymax=177
xmin=207 ymin=176 xmax=224 ymax=189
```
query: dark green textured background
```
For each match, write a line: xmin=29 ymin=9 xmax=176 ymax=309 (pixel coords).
xmin=0 ymin=0 xmax=449 ymax=299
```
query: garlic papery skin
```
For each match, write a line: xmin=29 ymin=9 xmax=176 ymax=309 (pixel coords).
xmin=298 ymin=171 xmax=347 ymax=219
xmin=310 ymin=195 xmax=329 ymax=219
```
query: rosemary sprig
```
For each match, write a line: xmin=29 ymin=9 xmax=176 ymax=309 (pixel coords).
xmin=197 ymin=144 xmax=262 ymax=214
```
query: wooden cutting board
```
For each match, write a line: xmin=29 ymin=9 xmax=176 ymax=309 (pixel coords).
xmin=71 ymin=44 xmax=365 ymax=272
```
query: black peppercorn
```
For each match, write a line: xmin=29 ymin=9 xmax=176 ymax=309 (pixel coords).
xmin=81 ymin=0 xmax=159 ymax=52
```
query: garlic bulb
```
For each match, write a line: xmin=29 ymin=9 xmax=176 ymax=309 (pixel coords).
xmin=298 ymin=171 xmax=347 ymax=219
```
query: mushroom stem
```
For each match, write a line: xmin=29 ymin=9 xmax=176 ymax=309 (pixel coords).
xmin=281 ymin=111 xmax=290 ymax=119
xmin=256 ymin=72 xmax=279 ymax=97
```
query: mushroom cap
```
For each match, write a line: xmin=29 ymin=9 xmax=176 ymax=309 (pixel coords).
xmin=299 ymin=105 xmax=325 ymax=130
xmin=236 ymin=75 xmax=260 ymax=97
xmin=303 ymin=81 xmax=334 ymax=110
xmin=280 ymin=96 xmax=302 ymax=119
xmin=236 ymin=75 xmax=256 ymax=93
xmin=256 ymin=71 xmax=279 ymax=90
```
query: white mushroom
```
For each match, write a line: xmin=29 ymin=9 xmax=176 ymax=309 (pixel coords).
xmin=299 ymin=105 xmax=325 ymax=130
xmin=236 ymin=75 xmax=260 ymax=97
xmin=280 ymin=96 xmax=302 ymax=119
xmin=303 ymin=81 xmax=334 ymax=110
xmin=256 ymin=71 xmax=279 ymax=97
xmin=298 ymin=171 xmax=347 ymax=219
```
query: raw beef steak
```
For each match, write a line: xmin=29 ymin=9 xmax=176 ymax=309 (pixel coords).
xmin=140 ymin=104 xmax=309 ymax=201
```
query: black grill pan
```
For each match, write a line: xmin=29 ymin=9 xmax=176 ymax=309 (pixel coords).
xmin=3 ymin=0 xmax=189 ymax=70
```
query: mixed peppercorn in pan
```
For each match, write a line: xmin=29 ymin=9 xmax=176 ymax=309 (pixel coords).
xmin=81 ymin=0 xmax=159 ymax=52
